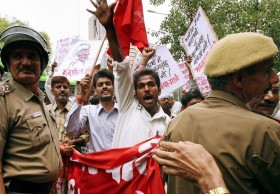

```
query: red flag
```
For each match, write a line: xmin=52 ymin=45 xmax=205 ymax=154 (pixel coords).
xmin=56 ymin=136 xmax=165 ymax=194
xmin=111 ymin=0 xmax=149 ymax=57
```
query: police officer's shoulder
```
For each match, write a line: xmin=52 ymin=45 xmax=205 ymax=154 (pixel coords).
xmin=0 ymin=79 xmax=15 ymax=96
xmin=252 ymin=110 xmax=280 ymax=124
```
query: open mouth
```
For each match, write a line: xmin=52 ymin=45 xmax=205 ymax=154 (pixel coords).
xmin=143 ymin=95 xmax=154 ymax=103
xmin=102 ymin=90 xmax=110 ymax=95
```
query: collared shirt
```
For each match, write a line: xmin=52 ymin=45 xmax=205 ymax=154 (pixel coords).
xmin=167 ymin=90 xmax=280 ymax=194
xmin=112 ymin=57 xmax=171 ymax=148
xmin=65 ymin=102 xmax=118 ymax=153
xmin=48 ymin=101 xmax=72 ymax=141
xmin=0 ymin=79 xmax=62 ymax=186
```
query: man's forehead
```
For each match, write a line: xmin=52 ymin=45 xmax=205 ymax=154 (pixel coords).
xmin=97 ymin=77 xmax=112 ymax=83
xmin=54 ymin=82 xmax=69 ymax=86
xmin=137 ymin=75 xmax=156 ymax=83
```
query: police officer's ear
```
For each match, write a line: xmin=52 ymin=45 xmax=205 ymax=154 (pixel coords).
xmin=232 ymin=70 xmax=245 ymax=88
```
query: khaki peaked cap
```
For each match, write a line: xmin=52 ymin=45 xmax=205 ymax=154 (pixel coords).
xmin=204 ymin=32 xmax=278 ymax=77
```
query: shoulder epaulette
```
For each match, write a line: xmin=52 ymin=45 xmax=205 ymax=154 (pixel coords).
xmin=0 ymin=80 xmax=15 ymax=96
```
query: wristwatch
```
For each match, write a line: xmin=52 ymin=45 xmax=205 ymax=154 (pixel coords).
xmin=206 ymin=187 xmax=230 ymax=194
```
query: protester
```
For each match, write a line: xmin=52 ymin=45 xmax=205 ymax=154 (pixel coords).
xmin=48 ymin=75 xmax=89 ymax=154
xmin=66 ymin=69 xmax=118 ymax=152
xmin=180 ymin=88 xmax=205 ymax=111
xmin=169 ymin=94 xmax=182 ymax=114
xmin=89 ymin=94 xmax=100 ymax=105
xmin=166 ymin=32 xmax=280 ymax=194
xmin=111 ymin=50 xmax=170 ymax=147
xmin=87 ymin=0 xmax=170 ymax=148
xmin=159 ymin=94 xmax=176 ymax=118
xmin=0 ymin=25 xmax=62 ymax=193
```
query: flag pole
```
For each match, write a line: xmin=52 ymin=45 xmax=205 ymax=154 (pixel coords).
xmin=82 ymin=1 xmax=120 ymax=103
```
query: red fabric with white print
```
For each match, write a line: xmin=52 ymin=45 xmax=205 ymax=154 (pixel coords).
xmin=56 ymin=136 xmax=165 ymax=194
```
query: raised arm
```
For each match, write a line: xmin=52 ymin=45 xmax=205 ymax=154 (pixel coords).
xmin=185 ymin=55 xmax=199 ymax=89
xmin=135 ymin=47 xmax=156 ymax=73
xmin=44 ymin=62 xmax=57 ymax=104
xmin=65 ymin=74 xmax=92 ymax=137
xmin=87 ymin=0 xmax=124 ymax=62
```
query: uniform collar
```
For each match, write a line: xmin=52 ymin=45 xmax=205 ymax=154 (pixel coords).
xmin=11 ymin=79 xmax=45 ymax=102
xmin=207 ymin=90 xmax=249 ymax=110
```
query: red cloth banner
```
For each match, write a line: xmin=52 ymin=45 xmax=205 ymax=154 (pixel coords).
xmin=111 ymin=0 xmax=148 ymax=57
xmin=56 ymin=136 xmax=165 ymax=194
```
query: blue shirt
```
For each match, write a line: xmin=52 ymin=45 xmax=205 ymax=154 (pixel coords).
xmin=65 ymin=102 xmax=118 ymax=153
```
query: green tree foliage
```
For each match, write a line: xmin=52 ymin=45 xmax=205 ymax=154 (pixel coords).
xmin=0 ymin=16 xmax=52 ymax=61
xmin=150 ymin=0 xmax=280 ymax=71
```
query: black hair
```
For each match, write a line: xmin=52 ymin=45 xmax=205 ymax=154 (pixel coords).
xmin=207 ymin=75 xmax=229 ymax=90
xmin=51 ymin=76 xmax=70 ymax=88
xmin=93 ymin=69 xmax=114 ymax=88
xmin=181 ymin=88 xmax=205 ymax=107
xmin=133 ymin=68 xmax=161 ymax=91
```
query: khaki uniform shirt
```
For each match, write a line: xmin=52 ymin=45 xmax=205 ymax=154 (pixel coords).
xmin=48 ymin=101 xmax=73 ymax=141
xmin=167 ymin=90 xmax=280 ymax=194
xmin=0 ymin=79 xmax=62 ymax=188
xmin=48 ymin=101 xmax=89 ymax=143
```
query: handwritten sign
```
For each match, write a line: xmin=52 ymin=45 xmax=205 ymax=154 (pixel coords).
xmin=181 ymin=6 xmax=218 ymax=93
xmin=54 ymin=36 xmax=79 ymax=66
xmin=177 ymin=62 xmax=190 ymax=91
xmin=54 ymin=39 xmax=108 ymax=81
xmin=144 ymin=45 xmax=186 ymax=96
xmin=131 ymin=48 xmax=142 ymax=72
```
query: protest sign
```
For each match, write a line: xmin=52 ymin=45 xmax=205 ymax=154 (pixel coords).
xmin=177 ymin=62 xmax=190 ymax=91
xmin=181 ymin=6 xmax=218 ymax=93
xmin=145 ymin=45 xmax=186 ymax=96
xmin=54 ymin=39 xmax=108 ymax=81
xmin=131 ymin=48 xmax=142 ymax=72
xmin=54 ymin=36 xmax=79 ymax=66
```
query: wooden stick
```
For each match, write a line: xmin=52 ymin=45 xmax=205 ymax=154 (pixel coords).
xmin=89 ymin=36 xmax=107 ymax=76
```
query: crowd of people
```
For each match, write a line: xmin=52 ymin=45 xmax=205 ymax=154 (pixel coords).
xmin=0 ymin=0 xmax=280 ymax=193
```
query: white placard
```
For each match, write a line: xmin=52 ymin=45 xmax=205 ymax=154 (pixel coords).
xmin=145 ymin=45 xmax=186 ymax=96
xmin=54 ymin=39 xmax=108 ymax=81
xmin=54 ymin=36 xmax=79 ymax=66
xmin=181 ymin=6 xmax=218 ymax=93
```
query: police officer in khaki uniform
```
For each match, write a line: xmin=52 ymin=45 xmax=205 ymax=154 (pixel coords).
xmin=166 ymin=32 xmax=280 ymax=194
xmin=0 ymin=25 xmax=62 ymax=193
